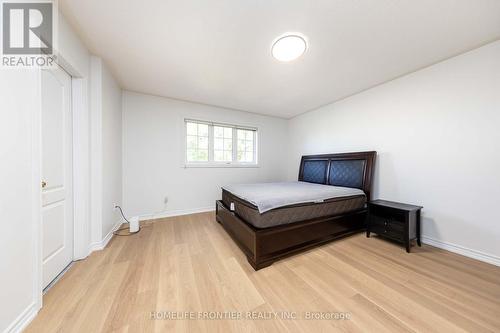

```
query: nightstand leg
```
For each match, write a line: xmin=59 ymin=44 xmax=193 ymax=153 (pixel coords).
xmin=366 ymin=231 xmax=370 ymax=238
xmin=405 ymin=239 xmax=410 ymax=253
xmin=416 ymin=209 xmax=422 ymax=247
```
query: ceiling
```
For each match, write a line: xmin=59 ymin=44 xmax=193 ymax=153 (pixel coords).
xmin=60 ymin=0 xmax=500 ymax=118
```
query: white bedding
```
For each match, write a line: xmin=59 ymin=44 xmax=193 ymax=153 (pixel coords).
xmin=222 ymin=181 xmax=365 ymax=213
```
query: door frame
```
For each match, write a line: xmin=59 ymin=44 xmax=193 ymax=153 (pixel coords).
xmin=33 ymin=54 xmax=91 ymax=311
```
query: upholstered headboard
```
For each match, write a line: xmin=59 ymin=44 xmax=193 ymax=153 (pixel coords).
xmin=298 ymin=151 xmax=376 ymax=201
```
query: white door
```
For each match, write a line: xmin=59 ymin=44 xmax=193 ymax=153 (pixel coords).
xmin=41 ymin=65 xmax=74 ymax=289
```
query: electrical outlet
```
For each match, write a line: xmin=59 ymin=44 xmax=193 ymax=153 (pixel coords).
xmin=164 ymin=196 xmax=168 ymax=205
xmin=113 ymin=203 xmax=118 ymax=210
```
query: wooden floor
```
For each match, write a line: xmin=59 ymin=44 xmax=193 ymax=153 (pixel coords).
xmin=27 ymin=212 xmax=500 ymax=333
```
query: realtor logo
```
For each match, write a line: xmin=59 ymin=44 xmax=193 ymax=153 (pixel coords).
xmin=1 ymin=0 xmax=57 ymax=67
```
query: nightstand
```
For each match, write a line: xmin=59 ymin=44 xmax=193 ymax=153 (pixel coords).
xmin=367 ymin=200 xmax=423 ymax=253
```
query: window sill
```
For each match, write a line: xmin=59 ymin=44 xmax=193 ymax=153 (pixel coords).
xmin=183 ymin=163 xmax=260 ymax=169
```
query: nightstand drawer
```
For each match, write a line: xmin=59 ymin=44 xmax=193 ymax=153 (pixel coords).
xmin=369 ymin=225 xmax=404 ymax=241
xmin=370 ymin=215 xmax=404 ymax=232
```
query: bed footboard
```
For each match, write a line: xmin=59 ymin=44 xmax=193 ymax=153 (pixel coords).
xmin=216 ymin=200 xmax=366 ymax=270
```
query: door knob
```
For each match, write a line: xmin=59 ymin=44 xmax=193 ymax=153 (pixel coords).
xmin=42 ymin=181 xmax=47 ymax=188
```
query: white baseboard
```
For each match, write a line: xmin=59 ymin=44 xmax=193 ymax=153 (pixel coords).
xmin=3 ymin=302 xmax=38 ymax=333
xmin=87 ymin=220 xmax=122 ymax=253
xmin=136 ymin=206 xmax=215 ymax=222
xmin=422 ymin=236 xmax=500 ymax=267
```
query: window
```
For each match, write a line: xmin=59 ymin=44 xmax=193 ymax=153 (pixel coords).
xmin=214 ymin=126 xmax=233 ymax=162
xmin=185 ymin=119 xmax=258 ymax=166
xmin=186 ymin=122 xmax=209 ymax=162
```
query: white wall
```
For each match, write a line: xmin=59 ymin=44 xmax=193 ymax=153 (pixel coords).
xmin=0 ymin=70 xmax=41 ymax=333
xmin=90 ymin=56 xmax=122 ymax=241
xmin=57 ymin=13 xmax=90 ymax=79
xmin=101 ymin=61 xmax=123 ymax=236
xmin=288 ymin=41 xmax=500 ymax=263
xmin=90 ymin=56 xmax=123 ymax=244
xmin=90 ymin=57 xmax=103 ymax=244
xmin=122 ymin=92 xmax=289 ymax=218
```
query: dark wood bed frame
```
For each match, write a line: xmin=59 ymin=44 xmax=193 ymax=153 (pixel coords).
xmin=216 ymin=151 xmax=377 ymax=270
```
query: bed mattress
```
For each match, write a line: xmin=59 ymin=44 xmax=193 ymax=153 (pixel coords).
xmin=222 ymin=181 xmax=365 ymax=213
xmin=221 ymin=182 xmax=366 ymax=229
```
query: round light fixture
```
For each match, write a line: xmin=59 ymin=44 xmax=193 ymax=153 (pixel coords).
xmin=271 ymin=34 xmax=307 ymax=62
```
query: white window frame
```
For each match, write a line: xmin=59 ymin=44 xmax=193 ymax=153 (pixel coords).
xmin=183 ymin=118 xmax=259 ymax=168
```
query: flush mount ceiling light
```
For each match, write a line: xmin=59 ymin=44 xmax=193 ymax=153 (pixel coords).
xmin=271 ymin=34 xmax=307 ymax=62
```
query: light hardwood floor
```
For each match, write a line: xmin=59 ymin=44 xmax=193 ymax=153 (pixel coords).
xmin=27 ymin=212 xmax=500 ymax=332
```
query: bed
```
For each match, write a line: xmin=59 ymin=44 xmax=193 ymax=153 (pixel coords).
xmin=215 ymin=151 xmax=376 ymax=270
